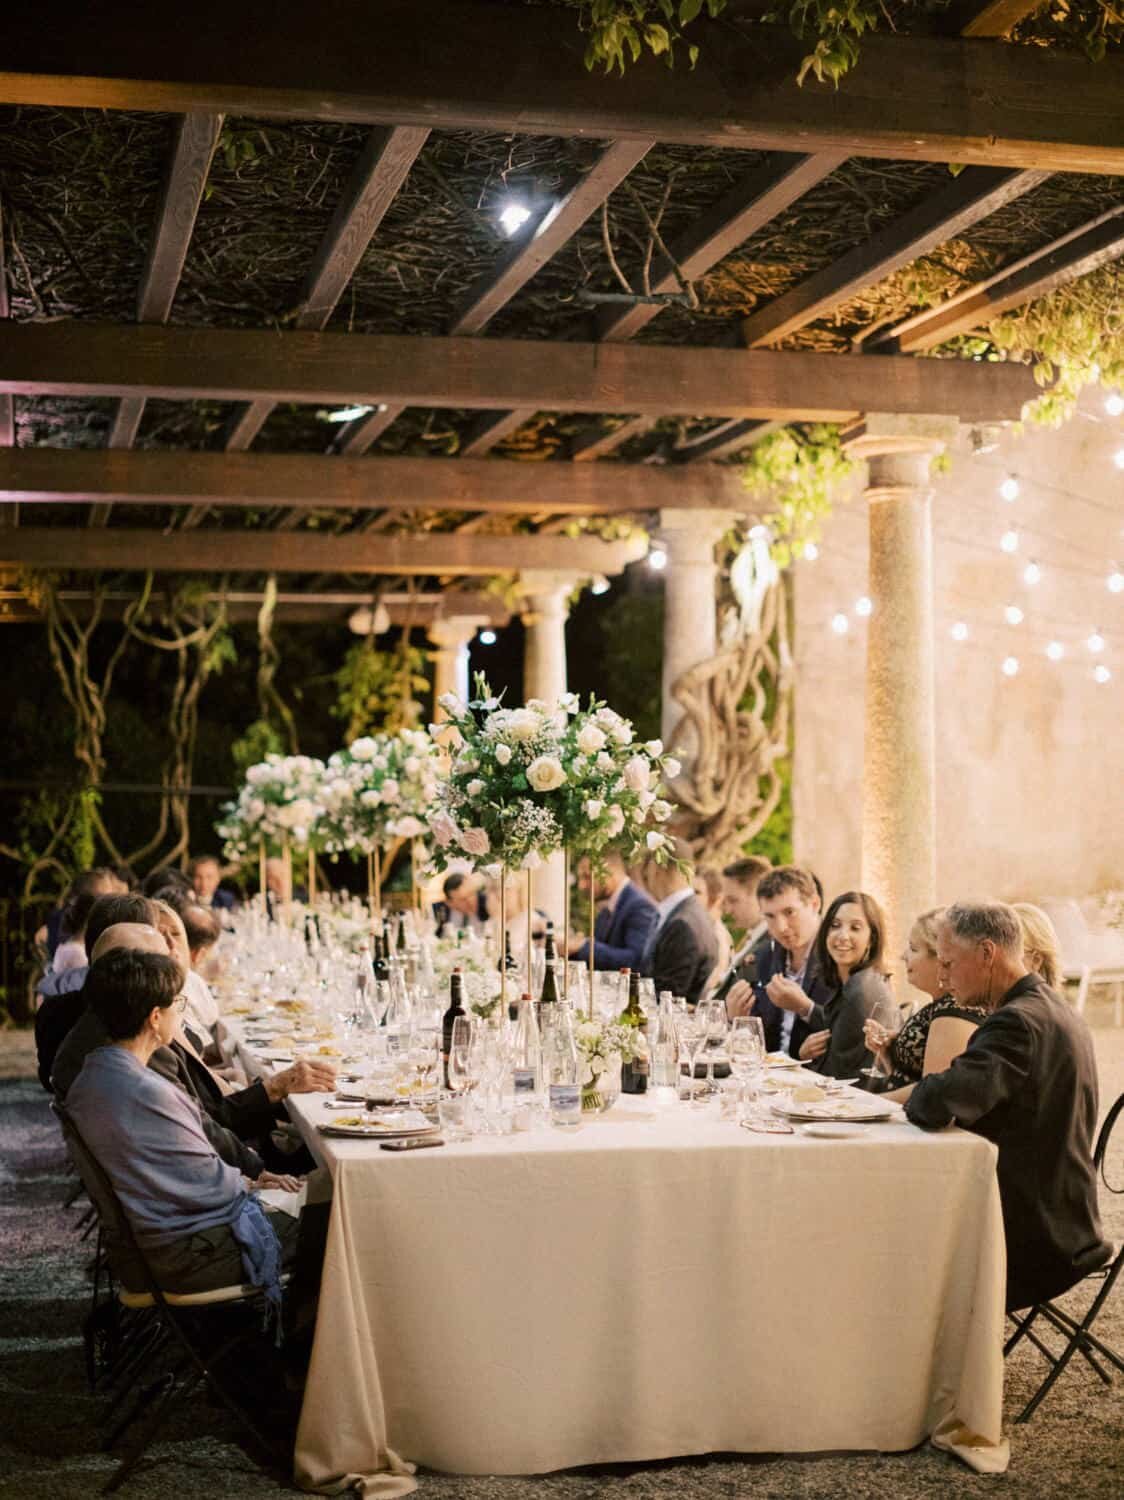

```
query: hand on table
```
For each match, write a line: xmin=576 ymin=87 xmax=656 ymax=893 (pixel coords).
xmin=265 ymin=1057 xmax=337 ymax=1102
xmin=255 ymin=1170 xmax=303 ymax=1193
xmin=765 ymin=974 xmax=811 ymax=1015
xmin=725 ymin=979 xmax=756 ymax=1019
xmin=798 ymin=1029 xmax=830 ymax=1062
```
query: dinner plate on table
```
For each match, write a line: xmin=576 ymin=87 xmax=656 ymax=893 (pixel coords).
xmin=319 ymin=1108 xmax=436 ymax=1140
xmin=800 ymin=1122 xmax=866 ymax=1139
xmin=771 ymin=1097 xmax=900 ymax=1124
xmin=764 ymin=1053 xmax=804 ymax=1069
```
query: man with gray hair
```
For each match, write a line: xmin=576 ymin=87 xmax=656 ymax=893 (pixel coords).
xmin=904 ymin=901 xmax=1110 ymax=1311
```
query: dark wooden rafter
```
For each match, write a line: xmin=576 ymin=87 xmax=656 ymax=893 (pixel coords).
xmin=97 ymin=110 xmax=223 ymax=525
xmin=870 ymin=204 xmax=1124 ymax=354
xmin=740 ymin=166 xmax=1048 ymax=348
xmin=0 ymin=322 xmax=1038 ymax=423
xmin=4 ymin=6 xmax=1124 ymax=174
xmin=674 ymin=419 xmax=783 ymax=464
xmin=957 ymin=1 xmax=1050 ymax=37
xmin=0 ymin=527 xmax=649 ymax=578
xmin=570 ymin=415 xmax=654 ymax=462
xmin=459 ymin=408 xmax=537 ymax=459
xmin=0 ymin=447 xmax=759 ymax=515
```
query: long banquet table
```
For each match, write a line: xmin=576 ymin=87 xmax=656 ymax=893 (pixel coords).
xmin=266 ymin=1077 xmax=1009 ymax=1496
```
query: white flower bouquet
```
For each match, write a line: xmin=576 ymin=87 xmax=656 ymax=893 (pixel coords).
xmin=319 ymin=728 xmax=441 ymax=856
xmin=217 ymin=753 xmax=328 ymax=859
xmin=574 ymin=1016 xmax=640 ymax=1111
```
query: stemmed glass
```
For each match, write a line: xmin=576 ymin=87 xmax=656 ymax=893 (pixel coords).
xmin=679 ymin=1007 xmax=712 ymax=1108
xmin=699 ymin=999 xmax=729 ymax=1097
xmin=861 ymin=988 xmax=901 ymax=1085
xmin=441 ymin=1016 xmax=475 ymax=1140
xmin=728 ymin=1016 xmax=766 ymax=1122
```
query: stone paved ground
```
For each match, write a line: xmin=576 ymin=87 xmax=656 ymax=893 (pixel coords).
xmin=0 ymin=1011 xmax=1121 ymax=1499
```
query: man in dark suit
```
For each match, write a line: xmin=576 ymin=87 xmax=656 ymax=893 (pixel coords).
xmin=637 ymin=840 xmax=717 ymax=1006
xmin=569 ymin=849 xmax=657 ymax=972
xmin=905 ymin=902 xmax=1111 ymax=1312
xmin=189 ymin=854 xmax=237 ymax=913
xmin=726 ymin=865 xmax=831 ymax=1055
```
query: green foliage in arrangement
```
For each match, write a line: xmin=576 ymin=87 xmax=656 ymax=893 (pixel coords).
xmin=741 ymin=425 xmax=854 ymax=566
xmin=333 ymin=636 xmax=429 ymax=741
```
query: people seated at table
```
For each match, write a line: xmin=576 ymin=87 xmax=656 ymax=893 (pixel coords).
xmin=693 ymin=866 xmax=733 ymax=991
xmin=152 ymin=887 xmax=225 ymax=1045
xmin=36 ymin=867 xmax=129 ymax=990
xmin=726 ymin=865 xmax=831 ymax=1055
xmin=35 ymin=891 xmax=159 ymax=1090
xmin=1011 ymin=901 xmax=1062 ymax=989
xmin=638 ymin=839 xmax=717 ymax=1007
xmin=863 ymin=905 xmax=987 ymax=1090
xmin=903 ymin=901 xmax=1111 ymax=1312
xmin=189 ymin=853 xmax=238 ymax=912
xmin=709 ymin=855 xmax=772 ymax=1002
xmin=66 ymin=945 xmax=330 ymax=1346
xmin=799 ymin=890 xmax=891 ymax=1079
xmin=141 ymin=864 xmax=193 ymax=899
xmin=438 ymin=870 xmax=489 ymax=934
xmin=568 ymin=848 xmax=657 ymax=971
xmin=33 ymin=866 xmax=129 ymax=968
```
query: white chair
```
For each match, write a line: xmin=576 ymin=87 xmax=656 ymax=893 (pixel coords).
xmin=1041 ymin=900 xmax=1124 ymax=1025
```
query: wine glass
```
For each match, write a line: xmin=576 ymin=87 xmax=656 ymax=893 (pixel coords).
xmin=728 ymin=1016 xmax=766 ymax=1122
xmin=448 ymin=1016 xmax=475 ymax=1096
xmin=698 ymin=999 xmax=728 ymax=1097
xmin=684 ymin=1006 xmax=713 ymax=1108
xmin=861 ymin=987 xmax=900 ymax=1084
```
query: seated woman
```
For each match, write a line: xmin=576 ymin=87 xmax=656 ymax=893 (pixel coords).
xmin=1012 ymin=901 xmax=1063 ymax=990
xmin=800 ymin=890 xmax=891 ymax=1079
xmin=864 ymin=906 xmax=987 ymax=1091
xmin=66 ymin=947 xmax=328 ymax=1339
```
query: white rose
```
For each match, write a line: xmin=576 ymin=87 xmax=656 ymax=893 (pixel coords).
xmin=645 ymin=739 xmax=664 ymax=757
xmin=245 ymin=764 xmax=269 ymax=786
xmin=506 ymin=708 xmax=541 ymax=742
xmin=595 ymin=751 xmax=614 ymax=772
xmin=560 ymin=692 xmax=580 ymax=713
xmin=459 ymin=826 xmax=491 ymax=856
xmin=371 ymin=754 xmax=389 ymax=771
xmin=390 ymin=816 xmax=426 ymax=838
xmin=646 ymin=831 xmax=667 ymax=852
xmin=652 ymin=799 xmax=673 ymax=822
xmin=381 ymin=778 xmax=400 ymax=801
xmin=664 ymin=757 xmax=682 ymax=780
xmin=466 ymin=779 xmax=485 ymax=797
xmin=605 ymin=806 xmax=626 ymax=838
xmin=438 ymin=692 xmax=460 ymax=713
xmin=429 ymin=811 xmax=458 ymax=847
xmin=526 ymin=756 xmax=566 ymax=792
xmin=577 ymin=723 xmax=607 ymax=754
xmin=623 ymin=756 xmax=651 ymax=793
xmin=350 ymin=738 xmax=377 ymax=761
xmin=495 ymin=743 xmax=513 ymax=766
xmin=359 ymin=788 xmax=383 ymax=808
xmin=585 ymin=799 xmax=604 ymax=819
xmin=638 ymin=789 xmax=656 ymax=811
xmin=404 ymin=756 xmax=421 ymax=775
xmin=247 ymin=798 xmax=265 ymax=820
xmin=611 ymin=723 xmax=633 ymax=746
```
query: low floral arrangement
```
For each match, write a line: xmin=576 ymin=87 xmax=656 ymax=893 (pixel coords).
xmin=427 ymin=676 xmax=682 ymax=873
xmin=217 ymin=753 xmax=327 ymax=861
xmin=574 ymin=1015 xmax=643 ymax=1109
xmin=319 ymin=728 xmax=440 ymax=856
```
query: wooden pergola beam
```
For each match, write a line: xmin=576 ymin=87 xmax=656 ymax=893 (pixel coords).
xmin=0 ymin=323 xmax=1037 ymax=422
xmin=957 ymin=1 xmax=1049 ymax=37
xmin=4 ymin=5 xmax=1124 ymax=174
xmin=24 ymin=587 xmax=512 ymax=626
xmin=0 ymin=527 xmax=649 ymax=577
xmin=0 ymin=447 xmax=757 ymax=515
xmin=674 ymin=419 xmax=783 ymax=464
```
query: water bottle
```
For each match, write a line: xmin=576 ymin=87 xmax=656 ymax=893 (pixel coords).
xmin=652 ymin=988 xmax=679 ymax=1089
xmin=545 ymin=1002 xmax=581 ymax=1129
xmin=512 ymin=992 xmax=542 ymax=1118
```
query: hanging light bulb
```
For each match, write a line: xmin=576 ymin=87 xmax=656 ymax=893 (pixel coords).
xmin=1106 ymin=393 xmax=1124 ymax=417
xmin=803 ymin=542 xmax=819 ymax=561
xmin=950 ymin=622 xmax=969 ymax=642
xmin=999 ymin=475 xmax=1020 ymax=502
xmin=1005 ymin=604 xmax=1024 ymax=626
xmin=1046 ymin=641 xmax=1064 ymax=661
xmin=854 ymin=596 xmax=872 ymax=617
xmin=1086 ymin=629 xmax=1106 ymax=653
xmin=1000 ymin=530 xmax=1019 ymax=554
xmin=1094 ymin=664 xmax=1112 ymax=684
xmin=499 ymin=200 xmax=533 ymax=237
xmin=1002 ymin=656 xmax=1020 ymax=677
xmin=1108 ymin=567 xmax=1124 ymax=594
xmin=1023 ymin=560 xmax=1042 ymax=586
xmin=831 ymin=613 xmax=849 ymax=635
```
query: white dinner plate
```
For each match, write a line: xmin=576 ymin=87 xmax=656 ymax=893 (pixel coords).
xmin=772 ymin=1098 xmax=898 ymax=1124
xmin=800 ymin=1122 xmax=866 ymax=1139
xmin=764 ymin=1053 xmax=803 ymax=1069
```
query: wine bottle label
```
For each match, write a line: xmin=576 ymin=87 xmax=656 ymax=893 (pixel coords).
xmin=549 ymin=1084 xmax=580 ymax=1111
xmin=513 ymin=1068 xmax=536 ymax=1095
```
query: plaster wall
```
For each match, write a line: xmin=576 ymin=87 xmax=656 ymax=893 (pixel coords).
xmin=791 ymin=400 xmax=1124 ymax=908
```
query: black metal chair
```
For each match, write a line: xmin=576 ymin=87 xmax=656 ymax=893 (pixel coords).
xmin=1004 ymin=1089 xmax=1124 ymax=1422
xmin=51 ymin=1102 xmax=289 ymax=1493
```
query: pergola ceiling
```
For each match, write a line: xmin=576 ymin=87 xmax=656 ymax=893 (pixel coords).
xmin=1 ymin=0 xmax=1122 ymax=606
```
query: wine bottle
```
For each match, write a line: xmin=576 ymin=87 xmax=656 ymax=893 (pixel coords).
xmin=619 ymin=968 xmax=649 ymax=1094
xmin=373 ymin=932 xmax=390 ymax=985
xmin=396 ymin=913 xmax=409 ymax=955
xmin=441 ymin=967 xmax=466 ymax=1090
xmin=512 ymin=993 xmax=542 ymax=1108
xmin=540 ymin=935 xmax=560 ymax=1012
xmin=544 ymin=1002 xmax=581 ymax=1129
xmin=505 ymin=931 xmax=520 ymax=1021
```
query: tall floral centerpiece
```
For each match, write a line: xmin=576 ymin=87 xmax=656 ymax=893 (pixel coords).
xmin=319 ymin=728 xmax=440 ymax=913
xmin=217 ymin=754 xmax=327 ymax=903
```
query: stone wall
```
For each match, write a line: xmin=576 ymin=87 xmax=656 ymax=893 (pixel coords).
xmin=791 ymin=398 xmax=1124 ymax=908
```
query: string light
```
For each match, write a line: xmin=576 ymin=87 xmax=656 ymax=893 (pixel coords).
xmin=854 ymin=596 xmax=872 ymax=617
xmin=1005 ymin=605 xmax=1024 ymax=626
xmin=1002 ymin=656 xmax=1020 ymax=677
xmin=999 ymin=475 xmax=1020 ymax=502
xmin=831 ymin=613 xmax=849 ymax=635
xmin=1046 ymin=641 xmax=1065 ymax=661
xmin=1086 ymin=629 xmax=1106 ymax=653
xmin=1094 ymin=665 xmax=1112 ymax=684
xmin=1108 ymin=568 xmax=1124 ymax=594
xmin=951 ymin=622 xmax=969 ymax=642
xmin=1022 ymin=560 xmax=1042 ymax=586
xmin=803 ymin=542 xmax=819 ymax=561
xmin=1106 ymin=394 xmax=1124 ymax=417
xmin=1000 ymin=529 xmax=1019 ymax=554
xmin=648 ymin=545 xmax=668 ymax=571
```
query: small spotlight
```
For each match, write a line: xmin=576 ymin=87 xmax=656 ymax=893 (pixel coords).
xmin=591 ymin=576 xmax=611 ymax=596
xmin=478 ymin=630 xmax=497 ymax=646
xmin=1087 ymin=630 xmax=1106 ymax=654
xmin=1106 ymin=393 xmax=1124 ymax=417
xmin=648 ymin=545 xmax=668 ymax=571
xmin=830 ymin=613 xmax=849 ymax=635
xmin=803 ymin=542 xmax=819 ymax=561
xmin=1005 ymin=605 xmax=1024 ymax=626
xmin=999 ymin=475 xmax=1020 ymax=502
xmin=854 ymin=596 xmax=872 ymax=617
xmin=951 ymin=622 xmax=969 ymax=642
xmin=1023 ymin=561 xmax=1042 ymax=586
xmin=1000 ymin=530 xmax=1019 ymax=554
xmin=1108 ymin=569 xmax=1124 ymax=594
xmin=323 ymin=404 xmax=375 ymax=423
xmin=1094 ymin=664 xmax=1112 ymax=684
xmin=499 ymin=201 xmax=533 ymax=237
xmin=1046 ymin=641 xmax=1064 ymax=661
xmin=1002 ymin=656 xmax=1020 ymax=678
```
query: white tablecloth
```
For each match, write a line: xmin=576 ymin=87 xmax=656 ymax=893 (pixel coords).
xmin=276 ymin=1088 xmax=1007 ymax=1496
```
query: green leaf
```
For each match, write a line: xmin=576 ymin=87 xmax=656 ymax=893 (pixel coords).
xmin=679 ymin=0 xmax=703 ymax=23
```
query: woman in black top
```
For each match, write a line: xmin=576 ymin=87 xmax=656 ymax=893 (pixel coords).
xmin=800 ymin=890 xmax=892 ymax=1079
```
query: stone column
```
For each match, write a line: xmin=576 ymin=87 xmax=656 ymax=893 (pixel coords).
xmin=658 ymin=509 xmax=739 ymax=753
xmin=519 ymin=575 xmax=576 ymax=927
xmin=427 ymin=616 xmax=483 ymax=720
xmin=844 ymin=416 xmax=955 ymax=1001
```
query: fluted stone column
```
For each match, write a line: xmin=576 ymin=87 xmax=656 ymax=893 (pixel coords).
xmin=659 ymin=508 xmax=738 ymax=754
xmin=520 ymin=575 xmax=576 ymax=925
xmin=428 ymin=616 xmax=483 ymax=720
xmin=845 ymin=416 xmax=956 ymax=1000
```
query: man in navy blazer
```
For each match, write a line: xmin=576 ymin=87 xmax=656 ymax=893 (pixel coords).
xmin=569 ymin=849 xmax=657 ymax=972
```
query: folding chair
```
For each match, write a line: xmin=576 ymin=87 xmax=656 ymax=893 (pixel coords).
xmin=1004 ymin=1089 xmax=1124 ymax=1422
xmin=51 ymin=1103 xmax=289 ymax=1494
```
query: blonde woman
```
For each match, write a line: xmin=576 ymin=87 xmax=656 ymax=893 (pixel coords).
xmin=865 ymin=906 xmax=987 ymax=1090
xmin=1012 ymin=902 xmax=1062 ymax=989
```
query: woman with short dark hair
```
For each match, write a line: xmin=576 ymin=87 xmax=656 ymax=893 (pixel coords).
xmin=801 ymin=890 xmax=892 ymax=1079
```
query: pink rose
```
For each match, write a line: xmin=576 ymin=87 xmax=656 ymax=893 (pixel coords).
xmin=429 ymin=810 xmax=458 ymax=848
xmin=459 ymin=826 xmax=491 ymax=857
